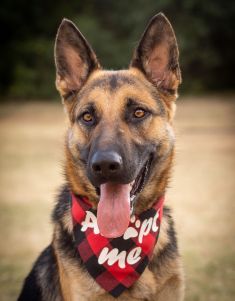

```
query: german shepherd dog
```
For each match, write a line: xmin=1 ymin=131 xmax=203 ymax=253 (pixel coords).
xmin=18 ymin=13 xmax=184 ymax=301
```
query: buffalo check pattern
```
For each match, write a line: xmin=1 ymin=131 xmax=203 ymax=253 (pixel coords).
xmin=71 ymin=193 xmax=164 ymax=298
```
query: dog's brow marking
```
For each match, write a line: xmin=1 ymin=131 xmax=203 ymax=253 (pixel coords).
xmin=109 ymin=75 xmax=118 ymax=90
xmin=108 ymin=74 xmax=137 ymax=90
xmin=77 ymin=74 xmax=138 ymax=101
xmin=76 ymin=73 xmax=166 ymax=117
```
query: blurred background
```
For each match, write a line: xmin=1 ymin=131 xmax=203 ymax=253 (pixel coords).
xmin=0 ymin=0 xmax=235 ymax=300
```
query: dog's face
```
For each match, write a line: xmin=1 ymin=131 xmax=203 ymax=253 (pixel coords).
xmin=55 ymin=13 xmax=181 ymax=238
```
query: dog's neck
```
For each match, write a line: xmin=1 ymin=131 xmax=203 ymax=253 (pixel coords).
xmin=70 ymin=192 xmax=165 ymax=297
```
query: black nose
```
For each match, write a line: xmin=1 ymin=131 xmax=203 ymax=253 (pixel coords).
xmin=90 ymin=150 xmax=123 ymax=180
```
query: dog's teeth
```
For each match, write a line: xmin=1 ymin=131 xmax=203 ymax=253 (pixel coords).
xmin=130 ymin=195 xmax=136 ymax=202
xmin=130 ymin=180 xmax=135 ymax=187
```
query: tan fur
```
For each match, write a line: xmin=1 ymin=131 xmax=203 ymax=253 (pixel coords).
xmin=18 ymin=15 xmax=184 ymax=301
xmin=53 ymin=14 xmax=184 ymax=301
xmin=53 ymin=67 xmax=185 ymax=300
xmin=63 ymin=68 xmax=176 ymax=203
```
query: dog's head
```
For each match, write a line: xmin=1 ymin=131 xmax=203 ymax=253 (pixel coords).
xmin=55 ymin=13 xmax=181 ymax=238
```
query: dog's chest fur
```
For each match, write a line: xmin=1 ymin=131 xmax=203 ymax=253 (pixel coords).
xmin=58 ymin=260 xmax=156 ymax=301
xmin=53 ymin=208 xmax=182 ymax=301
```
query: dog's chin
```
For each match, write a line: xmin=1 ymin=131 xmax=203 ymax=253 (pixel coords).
xmin=93 ymin=156 xmax=153 ymax=238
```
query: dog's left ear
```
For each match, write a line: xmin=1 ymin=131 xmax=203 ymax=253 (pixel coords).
xmin=55 ymin=19 xmax=100 ymax=100
xmin=130 ymin=13 xmax=181 ymax=96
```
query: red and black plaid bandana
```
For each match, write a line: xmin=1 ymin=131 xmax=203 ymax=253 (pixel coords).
xmin=71 ymin=193 xmax=164 ymax=298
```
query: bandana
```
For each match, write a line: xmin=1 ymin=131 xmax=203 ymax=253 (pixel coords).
xmin=71 ymin=193 xmax=164 ymax=298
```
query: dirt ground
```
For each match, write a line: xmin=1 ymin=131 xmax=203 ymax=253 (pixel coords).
xmin=0 ymin=96 xmax=234 ymax=300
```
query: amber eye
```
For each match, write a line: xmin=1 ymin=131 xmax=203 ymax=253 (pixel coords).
xmin=82 ymin=112 xmax=93 ymax=123
xmin=134 ymin=109 xmax=146 ymax=118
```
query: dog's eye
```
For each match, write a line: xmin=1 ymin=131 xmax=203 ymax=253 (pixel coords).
xmin=133 ymin=109 xmax=146 ymax=119
xmin=82 ymin=112 xmax=94 ymax=123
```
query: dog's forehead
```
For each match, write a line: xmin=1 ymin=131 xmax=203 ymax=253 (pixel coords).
xmin=88 ymin=70 xmax=137 ymax=90
xmin=77 ymin=69 xmax=162 ymax=108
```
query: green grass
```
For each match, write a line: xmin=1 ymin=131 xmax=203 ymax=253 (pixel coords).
xmin=0 ymin=260 xmax=29 ymax=301
xmin=185 ymin=252 xmax=235 ymax=301
xmin=0 ymin=201 xmax=52 ymax=301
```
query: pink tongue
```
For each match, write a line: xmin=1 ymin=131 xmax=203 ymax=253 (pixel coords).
xmin=97 ymin=183 xmax=131 ymax=238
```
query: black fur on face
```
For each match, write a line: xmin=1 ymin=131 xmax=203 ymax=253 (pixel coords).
xmin=73 ymin=94 xmax=158 ymax=188
xmin=55 ymin=13 xmax=180 ymax=201
xmin=67 ymin=71 xmax=173 ymax=198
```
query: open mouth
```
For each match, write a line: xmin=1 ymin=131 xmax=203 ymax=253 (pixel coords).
xmin=95 ymin=155 xmax=153 ymax=198
xmin=96 ymin=155 xmax=153 ymax=238
xmin=130 ymin=155 xmax=153 ymax=201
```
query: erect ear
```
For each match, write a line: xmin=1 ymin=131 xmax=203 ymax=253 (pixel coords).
xmin=130 ymin=13 xmax=181 ymax=96
xmin=55 ymin=19 xmax=100 ymax=100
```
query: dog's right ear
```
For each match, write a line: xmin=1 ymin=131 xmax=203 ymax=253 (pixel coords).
xmin=55 ymin=19 xmax=100 ymax=101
